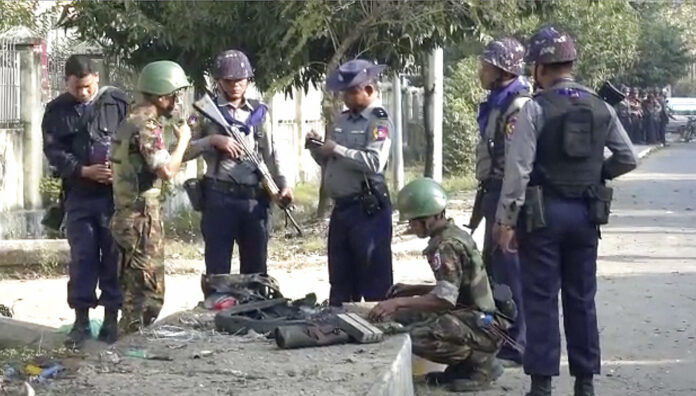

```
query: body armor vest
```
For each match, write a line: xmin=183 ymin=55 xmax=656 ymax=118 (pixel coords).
xmin=531 ymin=81 xmax=611 ymax=198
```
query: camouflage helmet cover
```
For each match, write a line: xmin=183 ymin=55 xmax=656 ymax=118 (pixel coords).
xmin=480 ymin=37 xmax=526 ymax=76
xmin=397 ymin=177 xmax=449 ymax=222
xmin=214 ymin=49 xmax=254 ymax=80
xmin=525 ymin=26 xmax=577 ymax=64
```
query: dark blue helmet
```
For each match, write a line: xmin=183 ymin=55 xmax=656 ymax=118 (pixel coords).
xmin=213 ymin=50 xmax=253 ymax=80
xmin=525 ymin=26 xmax=577 ymax=64
xmin=326 ymin=59 xmax=386 ymax=91
xmin=481 ymin=37 xmax=526 ymax=76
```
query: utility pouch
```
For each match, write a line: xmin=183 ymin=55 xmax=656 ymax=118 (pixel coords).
xmin=183 ymin=178 xmax=204 ymax=212
xmin=585 ymin=184 xmax=613 ymax=225
xmin=523 ymin=185 xmax=547 ymax=232
xmin=562 ymin=107 xmax=593 ymax=159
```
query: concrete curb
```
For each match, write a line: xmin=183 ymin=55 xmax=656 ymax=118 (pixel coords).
xmin=367 ymin=334 xmax=415 ymax=396
xmin=0 ymin=317 xmax=63 ymax=350
xmin=0 ymin=239 xmax=69 ymax=268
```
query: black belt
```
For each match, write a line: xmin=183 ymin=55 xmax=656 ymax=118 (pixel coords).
xmin=334 ymin=194 xmax=361 ymax=209
xmin=202 ymin=178 xmax=264 ymax=200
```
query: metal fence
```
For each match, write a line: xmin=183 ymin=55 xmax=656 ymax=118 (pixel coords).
xmin=0 ymin=37 xmax=21 ymax=126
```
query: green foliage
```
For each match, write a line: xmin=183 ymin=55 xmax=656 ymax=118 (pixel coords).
xmin=622 ymin=13 xmax=690 ymax=87
xmin=443 ymin=57 xmax=485 ymax=175
xmin=39 ymin=177 xmax=61 ymax=205
xmin=60 ymin=1 xmax=480 ymax=93
xmin=0 ymin=0 xmax=36 ymax=32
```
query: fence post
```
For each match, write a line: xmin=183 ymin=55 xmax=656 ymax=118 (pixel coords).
xmin=17 ymin=38 xmax=43 ymax=210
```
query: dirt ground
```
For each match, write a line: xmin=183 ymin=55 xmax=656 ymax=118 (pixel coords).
xmin=2 ymin=144 xmax=696 ymax=395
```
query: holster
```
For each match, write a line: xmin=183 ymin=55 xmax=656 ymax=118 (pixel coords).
xmin=523 ymin=185 xmax=547 ymax=232
xmin=183 ymin=178 xmax=204 ymax=211
xmin=41 ymin=187 xmax=65 ymax=232
xmin=585 ymin=184 xmax=613 ymax=225
xmin=467 ymin=185 xmax=485 ymax=231
xmin=359 ymin=179 xmax=389 ymax=217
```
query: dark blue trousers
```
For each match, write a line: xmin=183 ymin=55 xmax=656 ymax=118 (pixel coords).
xmin=482 ymin=188 xmax=526 ymax=363
xmin=65 ymin=193 xmax=121 ymax=310
xmin=328 ymin=201 xmax=393 ymax=306
xmin=201 ymin=187 xmax=269 ymax=275
xmin=518 ymin=197 xmax=601 ymax=377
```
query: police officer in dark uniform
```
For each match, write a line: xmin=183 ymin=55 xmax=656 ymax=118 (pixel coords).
xmin=185 ymin=50 xmax=293 ymax=276
xmin=473 ymin=37 xmax=531 ymax=367
xmin=493 ymin=27 xmax=638 ymax=396
xmin=42 ymin=55 xmax=128 ymax=346
xmin=307 ymin=59 xmax=393 ymax=306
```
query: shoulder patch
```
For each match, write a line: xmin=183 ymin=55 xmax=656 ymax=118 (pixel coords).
xmin=372 ymin=120 xmax=389 ymax=141
xmin=428 ymin=251 xmax=442 ymax=272
xmin=371 ymin=107 xmax=388 ymax=119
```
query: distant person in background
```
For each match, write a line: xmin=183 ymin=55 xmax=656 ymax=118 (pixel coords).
xmin=42 ymin=55 xmax=128 ymax=347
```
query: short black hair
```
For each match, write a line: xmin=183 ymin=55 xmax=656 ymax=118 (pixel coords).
xmin=542 ymin=61 xmax=574 ymax=74
xmin=64 ymin=55 xmax=97 ymax=78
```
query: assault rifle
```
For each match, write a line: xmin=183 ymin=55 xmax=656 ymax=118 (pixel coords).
xmin=193 ymin=92 xmax=302 ymax=236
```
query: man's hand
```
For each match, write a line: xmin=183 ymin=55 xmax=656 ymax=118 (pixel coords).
xmin=173 ymin=121 xmax=192 ymax=142
xmin=368 ymin=298 xmax=402 ymax=322
xmin=211 ymin=135 xmax=244 ymax=159
xmin=277 ymin=187 xmax=294 ymax=208
xmin=305 ymin=130 xmax=336 ymax=157
xmin=493 ymin=222 xmax=518 ymax=254
xmin=385 ymin=283 xmax=411 ymax=298
xmin=318 ymin=139 xmax=337 ymax=157
xmin=81 ymin=164 xmax=112 ymax=184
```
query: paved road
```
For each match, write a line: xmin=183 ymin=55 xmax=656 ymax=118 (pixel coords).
xmin=419 ymin=142 xmax=696 ymax=395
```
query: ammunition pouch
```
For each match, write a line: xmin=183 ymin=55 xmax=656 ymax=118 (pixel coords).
xmin=585 ymin=184 xmax=613 ymax=225
xmin=183 ymin=178 xmax=204 ymax=211
xmin=522 ymin=185 xmax=547 ymax=232
xmin=492 ymin=283 xmax=517 ymax=323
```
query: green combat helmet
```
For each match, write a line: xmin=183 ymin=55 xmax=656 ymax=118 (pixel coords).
xmin=397 ymin=177 xmax=448 ymax=221
xmin=136 ymin=60 xmax=190 ymax=96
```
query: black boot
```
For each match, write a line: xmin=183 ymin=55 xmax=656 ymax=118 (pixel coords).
xmin=525 ymin=375 xmax=552 ymax=396
xmin=449 ymin=352 xmax=504 ymax=392
xmin=65 ymin=308 xmax=91 ymax=348
xmin=98 ymin=309 xmax=119 ymax=344
xmin=574 ymin=375 xmax=594 ymax=396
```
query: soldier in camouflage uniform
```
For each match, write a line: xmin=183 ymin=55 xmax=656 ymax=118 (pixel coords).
xmin=369 ymin=178 xmax=512 ymax=393
xmin=109 ymin=61 xmax=192 ymax=337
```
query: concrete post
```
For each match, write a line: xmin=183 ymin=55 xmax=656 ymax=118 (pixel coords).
xmin=391 ymin=73 xmax=404 ymax=190
xmin=18 ymin=40 xmax=43 ymax=210
xmin=428 ymin=48 xmax=444 ymax=183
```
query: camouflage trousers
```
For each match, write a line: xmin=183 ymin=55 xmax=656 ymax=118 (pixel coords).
xmin=396 ymin=309 xmax=502 ymax=366
xmin=110 ymin=205 xmax=165 ymax=334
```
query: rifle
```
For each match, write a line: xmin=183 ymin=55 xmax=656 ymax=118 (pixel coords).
xmin=466 ymin=185 xmax=485 ymax=232
xmin=193 ymin=92 xmax=303 ymax=236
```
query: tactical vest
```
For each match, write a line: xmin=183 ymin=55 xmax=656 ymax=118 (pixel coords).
xmin=531 ymin=81 xmax=611 ymax=198
xmin=438 ymin=224 xmax=496 ymax=313
xmin=110 ymin=115 xmax=162 ymax=210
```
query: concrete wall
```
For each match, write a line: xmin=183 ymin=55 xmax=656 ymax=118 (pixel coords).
xmin=0 ymin=128 xmax=24 ymax=212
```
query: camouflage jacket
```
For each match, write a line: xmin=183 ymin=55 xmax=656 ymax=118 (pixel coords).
xmin=110 ymin=105 xmax=172 ymax=210
xmin=423 ymin=219 xmax=496 ymax=313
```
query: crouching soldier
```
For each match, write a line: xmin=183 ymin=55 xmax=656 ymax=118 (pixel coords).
xmin=369 ymin=178 xmax=514 ymax=392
